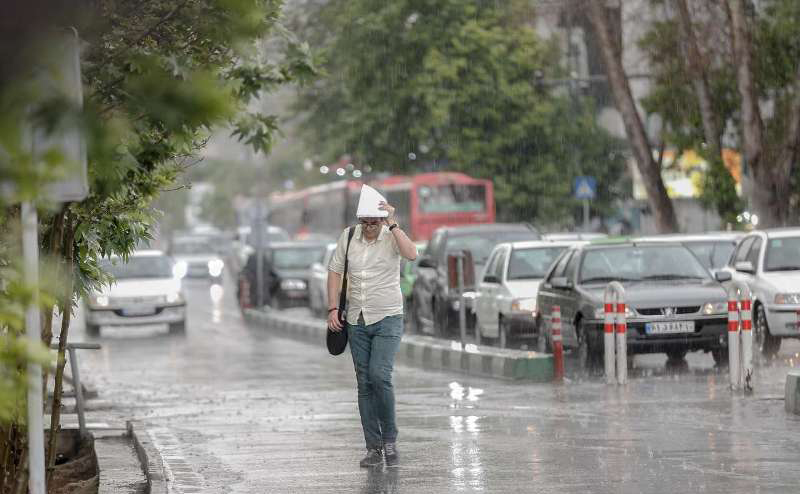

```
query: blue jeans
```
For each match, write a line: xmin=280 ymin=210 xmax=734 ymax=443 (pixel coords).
xmin=348 ymin=314 xmax=403 ymax=450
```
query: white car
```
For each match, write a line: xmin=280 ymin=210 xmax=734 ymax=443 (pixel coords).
xmin=169 ymin=236 xmax=225 ymax=282
xmin=475 ymin=240 xmax=583 ymax=347
xmin=308 ymin=243 xmax=337 ymax=317
xmin=85 ymin=250 xmax=187 ymax=335
xmin=721 ymin=228 xmax=800 ymax=358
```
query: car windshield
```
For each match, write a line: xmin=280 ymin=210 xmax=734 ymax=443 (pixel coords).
xmin=764 ymin=236 xmax=800 ymax=271
xmin=101 ymin=256 xmax=173 ymax=280
xmin=579 ymin=245 xmax=710 ymax=283
xmin=171 ymin=240 xmax=215 ymax=255
xmin=507 ymin=246 xmax=567 ymax=280
xmin=272 ymin=247 xmax=326 ymax=269
xmin=685 ymin=241 xmax=736 ymax=270
xmin=446 ymin=231 xmax=539 ymax=263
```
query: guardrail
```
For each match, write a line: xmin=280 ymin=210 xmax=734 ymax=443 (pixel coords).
xmin=603 ymin=282 xmax=627 ymax=385
xmin=726 ymin=281 xmax=753 ymax=392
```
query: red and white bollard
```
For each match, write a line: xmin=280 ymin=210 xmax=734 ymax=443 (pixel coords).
xmin=616 ymin=301 xmax=628 ymax=385
xmin=551 ymin=305 xmax=564 ymax=383
xmin=727 ymin=281 xmax=753 ymax=392
xmin=603 ymin=301 xmax=616 ymax=385
xmin=603 ymin=282 xmax=626 ymax=385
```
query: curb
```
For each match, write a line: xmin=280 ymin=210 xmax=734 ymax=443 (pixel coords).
xmin=786 ymin=370 xmax=800 ymax=415
xmin=127 ymin=421 xmax=168 ymax=494
xmin=244 ymin=308 xmax=553 ymax=382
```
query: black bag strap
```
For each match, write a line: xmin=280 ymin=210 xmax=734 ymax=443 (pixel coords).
xmin=337 ymin=226 xmax=356 ymax=325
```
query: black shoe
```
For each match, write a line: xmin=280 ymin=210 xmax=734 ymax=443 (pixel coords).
xmin=359 ymin=448 xmax=383 ymax=468
xmin=384 ymin=442 xmax=399 ymax=467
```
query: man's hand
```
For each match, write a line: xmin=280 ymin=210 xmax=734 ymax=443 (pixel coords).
xmin=327 ymin=309 xmax=343 ymax=331
xmin=378 ymin=201 xmax=396 ymax=225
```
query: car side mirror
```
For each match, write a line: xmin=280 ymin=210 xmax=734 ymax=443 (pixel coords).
xmin=734 ymin=261 xmax=755 ymax=274
xmin=418 ymin=257 xmax=436 ymax=269
xmin=483 ymin=275 xmax=499 ymax=284
xmin=551 ymin=277 xmax=572 ymax=290
xmin=714 ymin=271 xmax=732 ymax=282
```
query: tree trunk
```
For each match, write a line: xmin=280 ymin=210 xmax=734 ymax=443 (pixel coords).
xmin=47 ymin=219 xmax=75 ymax=485
xmin=728 ymin=0 xmax=782 ymax=226
xmin=775 ymin=62 xmax=800 ymax=223
xmin=675 ymin=0 xmax=722 ymax=156
xmin=586 ymin=0 xmax=679 ymax=233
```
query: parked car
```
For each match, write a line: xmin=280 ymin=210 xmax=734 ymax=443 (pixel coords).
xmin=233 ymin=224 xmax=291 ymax=273
xmin=536 ymin=241 xmax=731 ymax=367
xmin=475 ymin=240 xmax=583 ymax=347
xmin=239 ymin=241 xmax=328 ymax=310
xmin=169 ymin=236 xmax=226 ymax=282
xmin=634 ymin=232 xmax=743 ymax=272
xmin=543 ymin=232 xmax=608 ymax=241
xmin=720 ymin=228 xmax=800 ymax=358
xmin=85 ymin=250 xmax=187 ymax=335
xmin=410 ymin=223 xmax=541 ymax=336
xmin=308 ymin=243 xmax=337 ymax=317
xmin=401 ymin=242 xmax=427 ymax=301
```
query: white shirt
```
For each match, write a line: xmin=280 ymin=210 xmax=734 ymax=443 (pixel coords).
xmin=328 ymin=225 xmax=404 ymax=325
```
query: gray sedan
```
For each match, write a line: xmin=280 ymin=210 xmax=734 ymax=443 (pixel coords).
xmin=536 ymin=242 xmax=731 ymax=367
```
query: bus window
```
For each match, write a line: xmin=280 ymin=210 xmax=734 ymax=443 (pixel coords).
xmin=384 ymin=189 xmax=411 ymax=228
xmin=417 ymin=184 xmax=486 ymax=214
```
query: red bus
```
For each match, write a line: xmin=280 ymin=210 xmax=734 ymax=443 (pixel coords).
xmin=267 ymin=172 xmax=495 ymax=241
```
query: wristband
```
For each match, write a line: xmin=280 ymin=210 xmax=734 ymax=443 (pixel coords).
xmin=328 ymin=308 xmax=338 ymax=313
xmin=389 ymin=223 xmax=399 ymax=231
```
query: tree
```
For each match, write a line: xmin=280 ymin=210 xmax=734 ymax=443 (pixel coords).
xmin=0 ymin=1 xmax=314 ymax=490
xmin=294 ymin=0 xmax=628 ymax=227
xmin=585 ymin=0 xmax=679 ymax=233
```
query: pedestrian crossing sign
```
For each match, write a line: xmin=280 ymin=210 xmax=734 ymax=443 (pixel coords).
xmin=574 ymin=176 xmax=596 ymax=200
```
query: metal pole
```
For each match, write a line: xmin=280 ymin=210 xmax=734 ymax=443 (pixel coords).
xmin=456 ymin=254 xmax=467 ymax=346
xmin=22 ymin=201 xmax=46 ymax=494
xmin=551 ymin=305 xmax=564 ymax=382
xmin=255 ymin=200 xmax=264 ymax=308
xmin=603 ymin=298 xmax=616 ymax=385
xmin=67 ymin=347 xmax=86 ymax=437
xmin=583 ymin=199 xmax=590 ymax=232
xmin=727 ymin=296 xmax=741 ymax=390
xmin=616 ymin=300 xmax=628 ymax=385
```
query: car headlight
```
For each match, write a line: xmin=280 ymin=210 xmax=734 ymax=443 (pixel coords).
xmin=166 ymin=291 xmax=183 ymax=304
xmin=91 ymin=295 xmax=109 ymax=307
xmin=775 ymin=293 xmax=800 ymax=304
xmin=702 ymin=302 xmax=728 ymax=315
xmin=594 ymin=305 xmax=634 ymax=319
xmin=511 ymin=298 xmax=536 ymax=313
xmin=173 ymin=261 xmax=188 ymax=279
xmin=280 ymin=279 xmax=307 ymax=290
xmin=207 ymin=259 xmax=224 ymax=277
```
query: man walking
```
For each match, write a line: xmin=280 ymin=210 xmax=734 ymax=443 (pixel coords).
xmin=327 ymin=185 xmax=417 ymax=468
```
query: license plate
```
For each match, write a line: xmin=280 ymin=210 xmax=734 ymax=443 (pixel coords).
xmin=121 ymin=305 xmax=155 ymax=316
xmin=645 ymin=321 xmax=695 ymax=334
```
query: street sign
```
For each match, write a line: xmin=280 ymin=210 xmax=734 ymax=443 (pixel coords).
xmin=574 ymin=176 xmax=597 ymax=200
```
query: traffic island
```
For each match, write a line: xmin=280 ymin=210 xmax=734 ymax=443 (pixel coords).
xmin=786 ymin=370 xmax=800 ymax=415
xmin=244 ymin=308 xmax=554 ymax=382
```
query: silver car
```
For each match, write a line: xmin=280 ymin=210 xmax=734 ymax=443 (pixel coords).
xmin=721 ymin=228 xmax=800 ymax=358
xmin=536 ymin=241 xmax=731 ymax=366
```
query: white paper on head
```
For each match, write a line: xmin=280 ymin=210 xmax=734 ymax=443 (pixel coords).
xmin=356 ymin=184 xmax=389 ymax=218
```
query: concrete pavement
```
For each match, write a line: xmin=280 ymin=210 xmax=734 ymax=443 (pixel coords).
xmin=73 ymin=277 xmax=800 ymax=493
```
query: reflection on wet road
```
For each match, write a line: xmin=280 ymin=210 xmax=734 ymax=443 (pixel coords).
xmin=77 ymin=277 xmax=800 ymax=493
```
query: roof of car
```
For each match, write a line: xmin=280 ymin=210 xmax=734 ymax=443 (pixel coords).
xmin=131 ymin=249 xmax=167 ymax=257
xmin=760 ymin=227 xmax=800 ymax=238
xmin=633 ymin=232 xmax=742 ymax=243
xmin=506 ymin=240 xmax=587 ymax=249
xmin=543 ymin=233 xmax=608 ymax=241
xmin=439 ymin=223 xmax=539 ymax=235
xmin=264 ymin=241 xmax=330 ymax=249
xmin=578 ymin=240 xmax=688 ymax=251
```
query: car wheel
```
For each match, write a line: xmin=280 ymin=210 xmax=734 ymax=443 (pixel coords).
xmin=169 ymin=320 xmax=186 ymax=334
xmin=711 ymin=347 xmax=729 ymax=367
xmin=86 ymin=323 xmax=100 ymax=337
xmin=754 ymin=304 xmax=781 ymax=360
xmin=665 ymin=349 xmax=688 ymax=362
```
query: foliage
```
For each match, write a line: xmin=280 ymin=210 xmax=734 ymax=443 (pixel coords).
xmin=294 ymin=0 xmax=627 ymax=226
xmin=640 ymin=0 xmax=800 ymax=223
xmin=1 ymin=0 xmax=314 ymax=488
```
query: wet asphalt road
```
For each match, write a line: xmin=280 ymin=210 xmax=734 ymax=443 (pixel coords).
xmin=75 ymin=277 xmax=800 ymax=493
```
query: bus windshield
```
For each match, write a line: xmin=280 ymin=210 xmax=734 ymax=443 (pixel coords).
xmin=417 ymin=184 xmax=486 ymax=214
